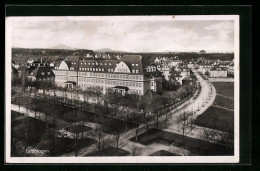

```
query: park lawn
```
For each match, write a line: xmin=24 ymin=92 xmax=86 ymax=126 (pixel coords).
xmin=213 ymin=95 xmax=234 ymax=110
xmin=28 ymin=98 xmax=136 ymax=134
xmin=194 ymin=106 xmax=234 ymax=133
xmin=212 ymin=82 xmax=234 ymax=98
xmin=130 ymin=129 xmax=233 ymax=156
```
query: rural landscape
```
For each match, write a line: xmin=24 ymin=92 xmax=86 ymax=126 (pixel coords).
xmin=9 ymin=17 xmax=236 ymax=158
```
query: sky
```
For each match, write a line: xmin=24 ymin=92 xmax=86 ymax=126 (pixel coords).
xmin=9 ymin=16 xmax=235 ymax=52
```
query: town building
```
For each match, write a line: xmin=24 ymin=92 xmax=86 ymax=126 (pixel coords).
xmin=53 ymin=55 xmax=163 ymax=95
xmin=27 ymin=66 xmax=55 ymax=84
xmin=198 ymin=63 xmax=214 ymax=74
xmin=157 ymin=63 xmax=170 ymax=80
xmin=209 ymin=67 xmax=228 ymax=78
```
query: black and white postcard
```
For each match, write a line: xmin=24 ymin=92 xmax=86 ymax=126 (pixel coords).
xmin=5 ymin=15 xmax=239 ymax=163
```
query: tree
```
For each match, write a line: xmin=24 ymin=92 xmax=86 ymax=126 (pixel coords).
xmin=176 ymin=111 xmax=192 ymax=136
xmin=142 ymin=111 xmax=153 ymax=132
xmin=200 ymin=128 xmax=218 ymax=146
xmin=131 ymin=109 xmax=143 ymax=142
xmin=91 ymin=125 xmax=106 ymax=156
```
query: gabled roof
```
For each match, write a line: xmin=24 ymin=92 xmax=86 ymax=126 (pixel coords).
xmin=30 ymin=66 xmax=55 ymax=78
xmin=121 ymin=55 xmax=144 ymax=75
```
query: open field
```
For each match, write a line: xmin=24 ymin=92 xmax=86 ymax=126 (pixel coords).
xmin=194 ymin=106 xmax=234 ymax=133
xmin=212 ymin=82 xmax=234 ymax=98
xmin=194 ymin=81 xmax=234 ymax=133
xmin=213 ymin=95 xmax=234 ymax=110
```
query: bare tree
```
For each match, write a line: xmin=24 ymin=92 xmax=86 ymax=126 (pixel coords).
xmin=176 ymin=111 xmax=192 ymax=136
xmin=91 ymin=125 xmax=106 ymax=156
xmin=131 ymin=109 xmax=143 ymax=142
xmin=200 ymin=128 xmax=218 ymax=144
xmin=162 ymin=112 xmax=170 ymax=129
xmin=142 ymin=111 xmax=153 ymax=132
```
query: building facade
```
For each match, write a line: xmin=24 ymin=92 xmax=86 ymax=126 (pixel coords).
xmin=209 ymin=67 xmax=228 ymax=78
xmin=53 ymin=55 xmax=163 ymax=95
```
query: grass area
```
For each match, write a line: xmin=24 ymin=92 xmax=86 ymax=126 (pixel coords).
xmin=212 ymin=82 xmax=234 ymax=98
xmin=11 ymin=111 xmax=53 ymax=146
xmin=194 ymin=106 xmax=234 ymax=133
xmin=150 ymin=150 xmax=180 ymax=156
xmin=130 ymin=129 xmax=233 ymax=156
xmin=26 ymin=98 xmax=136 ymax=134
xmin=86 ymin=147 xmax=130 ymax=156
xmin=213 ymin=95 xmax=234 ymax=110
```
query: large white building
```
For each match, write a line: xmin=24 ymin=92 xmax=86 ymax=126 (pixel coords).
xmin=209 ymin=67 xmax=228 ymax=78
xmin=53 ymin=55 xmax=163 ymax=95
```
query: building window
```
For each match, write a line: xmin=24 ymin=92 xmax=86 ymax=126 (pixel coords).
xmin=100 ymin=63 xmax=102 ymax=65
xmin=102 ymin=68 xmax=104 ymax=71
xmin=136 ymin=64 xmax=138 ymax=66
xmin=133 ymin=70 xmax=135 ymax=73
xmin=136 ymin=70 xmax=139 ymax=73
xmin=132 ymin=64 xmax=134 ymax=66
xmin=111 ymin=69 xmax=113 ymax=72
xmin=105 ymin=63 xmax=107 ymax=65
xmin=108 ymin=69 xmax=110 ymax=72
xmin=47 ymin=72 xmax=50 ymax=75
xmin=109 ymin=63 xmax=111 ymax=65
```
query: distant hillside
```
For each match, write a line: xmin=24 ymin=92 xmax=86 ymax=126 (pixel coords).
xmin=11 ymin=48 xmax=95 ymax=64
xmin=50 ymin=44 xmax=75 ymax=50
xmin=95 ymin=48 xmax=126 ymax=53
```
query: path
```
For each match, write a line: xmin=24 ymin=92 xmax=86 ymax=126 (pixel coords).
xmin=216 ymin=94 xmax=234 ymax=100
xmin=212 ymin=105 xmax=234 ymax=111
